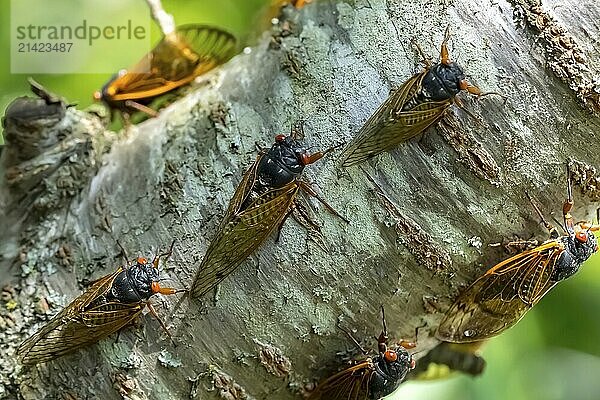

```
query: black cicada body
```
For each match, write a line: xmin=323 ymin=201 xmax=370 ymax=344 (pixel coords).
xmin=103 ymin=256 xmax=162 ymax=303
xmin=255 ymin=134 xmax=308 ymax=189
xmin=418 ymin=62 xmax=465 ymax=101
xmin=437 ymin=167 xmax=599 ymax=343
xmin=190 ymin=126 xmax=346 ymax=299
xmin=93 ymin=25 xmax=237 ymax=119
xmin=308 ymin=307 xmax=416 ymax=400
xmin=340 ymin=27 xmax=484 ymax=167
xmin=17 ymin=245 xmax=179 ymax=365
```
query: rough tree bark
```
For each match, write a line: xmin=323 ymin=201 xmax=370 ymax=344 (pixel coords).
xmin=1 ymin=0 xmax=600 ymax=399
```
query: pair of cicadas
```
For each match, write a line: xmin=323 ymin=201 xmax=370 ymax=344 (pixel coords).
xmin=17 ymin=124 xmax=346 ymax=365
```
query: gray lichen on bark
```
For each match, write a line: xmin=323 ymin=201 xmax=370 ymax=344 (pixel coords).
xmin=1 ymin=0 xmax=600 ymax=399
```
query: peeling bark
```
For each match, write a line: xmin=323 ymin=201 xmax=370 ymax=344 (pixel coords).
xmin=1 ymin=0 xmax=600 ymax=399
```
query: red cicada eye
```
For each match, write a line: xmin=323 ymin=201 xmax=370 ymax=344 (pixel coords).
xmin=575 ymin=231 xmax=588 ymax=243
xmin=275 ymin=134 xmax=286 ymax=142
xmin=410 ymin=358 xmax=416 ymax=369
xmin=137 ymin=257 xmax=148 ymax=265
xmin=151 ymin=282 xmax=160 ymax=294
xmin=384 ymin=350 xmax=397 ymax=362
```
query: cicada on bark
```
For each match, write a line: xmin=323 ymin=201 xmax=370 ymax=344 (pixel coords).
xmin=190 ymin=125 xmax=347 ymax=299
xmin=94 ymin=24 xmax=237 ymax=120
xmin=340 ymin=27 xmax=486 ymax=167
xmin=437 ymin=166 xmax=599 ymax=343
xmin=308 ymin=307 xmax=416 ymax=400
xmin=17 ymin=243 xmax=181 ymax=365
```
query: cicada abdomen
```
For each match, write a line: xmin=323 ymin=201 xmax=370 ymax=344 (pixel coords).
xmin=408 ymin=341 xmax=486 ymax=380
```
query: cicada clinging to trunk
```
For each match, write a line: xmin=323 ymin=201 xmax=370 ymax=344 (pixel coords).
xmin=341 ymin=27 xmax=489 ymax=167
xmin=190 ymin=124 xmax=347 ymax=299
xmin=17 ymin=242 xmax=182 ymax=365
xmin=437 ymin=165 xmax=599 ymax=343
xmin=308 ymin=306 xmax=416 ymax=400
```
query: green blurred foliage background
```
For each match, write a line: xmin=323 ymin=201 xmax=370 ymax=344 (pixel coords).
xmin=1 ymin=1 xmax=600 ymax=399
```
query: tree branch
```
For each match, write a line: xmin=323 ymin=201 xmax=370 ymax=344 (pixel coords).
xmin=1 ymin=1 xmax=600 ymax=399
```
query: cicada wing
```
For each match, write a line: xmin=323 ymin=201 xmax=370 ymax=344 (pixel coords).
xmin=436 ymin=241 xmax=564 ymax=342
xmin=340 ymin=71 xmax=451 ymax=167
xmin=17 ymin=269 xmax=145 ymax=365
xmin=222 ymin=155 xmax=262 ymax=221
xmin=308 ymin=361 xmax=374 ymax=400
xmin=175 ymin=24 xmax=238 ymax=74
xmin=190 ymin=182 xmax=299 ymax=298
xmin=107 ymin=25 xmax=237 ymax=102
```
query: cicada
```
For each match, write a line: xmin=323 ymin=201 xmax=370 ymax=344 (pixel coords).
xmin=190 ymin=124 xmax=347 ymax=299
xmin=94 ymin=24 xmax=237 ymax=119
xmin=436 ymin=167 xmax=599 ymax=343
xmin=340 ymin=27 xmax=486 ymax=167
xmin=17 ymin=243 xmax=181 ymax=365
xmin=308 ymin=307 xmax=416 ymax=400
xmin=408 ymin=341 xmax=486 ymax=380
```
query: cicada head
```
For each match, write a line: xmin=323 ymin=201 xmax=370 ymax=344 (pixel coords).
xmin=371 ymin=345 xmax=415 ymax=398
xmin=422 ymin=61 xmax=466 ymax=101
xmin=275 ymin=134 xmax=311 ymax=169
xmin=552 ymin=224 xmax=599 ymax=282
xmin=127 ymin=257 xmax=161 ymax=301
xmin=93 ymin=69 xmax=127 ymax=106
xmin=570 ymin=223 xmax=599 ymax=262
